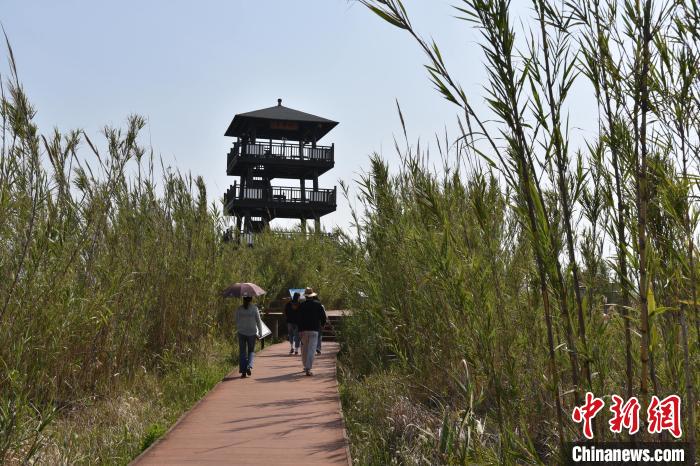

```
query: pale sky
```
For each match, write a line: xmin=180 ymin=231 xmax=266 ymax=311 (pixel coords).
xmin=1 ymin=0 xmax=597 ymax=232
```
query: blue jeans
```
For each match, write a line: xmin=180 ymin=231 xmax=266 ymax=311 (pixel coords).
xmin=238 ymin=333 xmax=256 ymax=373
xmin=287 ymin=323 xmax=300 ymax=349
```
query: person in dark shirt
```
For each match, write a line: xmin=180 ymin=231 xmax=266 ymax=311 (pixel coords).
xmin=297 ymin=287 xmax=327 ymax=376
xmin=302 ymin=293 xmax=326 ymax=354
xmin=284 ymin=292 xmax=301 ymax=355
xmin=311 ymin=294 xmax=326 ymax=355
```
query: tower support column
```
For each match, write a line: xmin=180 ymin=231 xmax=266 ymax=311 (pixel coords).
xmin=235 ymin=215 xmax=242 ymax=243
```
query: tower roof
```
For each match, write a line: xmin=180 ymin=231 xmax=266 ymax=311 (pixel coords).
xmin=224 ymin=99 xmax=338 ymax=141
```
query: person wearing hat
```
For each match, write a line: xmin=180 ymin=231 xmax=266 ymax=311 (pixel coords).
xmin=296 ymin=287 xmax=327 ymax=376
xmin=235 ymin=292 xmax=263 ymax=378
xmin=307 ymin=293 xmax=326 ymax=355
xmin=284 ymin=292 xmax=301 ymax=355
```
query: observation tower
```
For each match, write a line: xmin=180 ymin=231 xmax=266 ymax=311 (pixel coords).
xmin=223 ymin=99 xmax=338 ymax=242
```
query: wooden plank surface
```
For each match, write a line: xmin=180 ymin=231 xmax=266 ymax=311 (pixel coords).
xmin=132 ymin=342 xmax=350 ymax=465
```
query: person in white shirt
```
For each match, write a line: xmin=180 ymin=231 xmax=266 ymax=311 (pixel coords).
xmin=235 ymin=292 xmax=263 ymax=378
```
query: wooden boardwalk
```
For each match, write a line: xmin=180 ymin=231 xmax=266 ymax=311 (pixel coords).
xmin=132 ymin=342 xmax=350 ymax=465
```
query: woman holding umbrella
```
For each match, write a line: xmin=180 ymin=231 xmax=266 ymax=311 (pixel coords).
xmin=225 ymin=283 xmax=265 ymax=378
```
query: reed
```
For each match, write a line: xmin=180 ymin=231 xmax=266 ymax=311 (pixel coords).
xmin=2 ymin=1 xmax=699 ymax=461
xmin=0 ymin=44 xmax=352 ymax=462
xmin=339 ymin=0 xmax=699 ymax=463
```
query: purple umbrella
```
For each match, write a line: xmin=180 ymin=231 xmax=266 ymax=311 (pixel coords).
xmin=222 ymin=282 xmax=266 ymax=298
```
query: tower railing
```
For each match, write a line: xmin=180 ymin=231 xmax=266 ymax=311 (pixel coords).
xmin=224 ymin=183 xmax=337 ymax=210
xmin=231 ymin=141 xmax=333 ymax=161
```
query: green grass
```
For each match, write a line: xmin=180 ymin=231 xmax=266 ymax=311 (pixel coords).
xmin=32 ymin=337 xmax=236 ymax=465
xmin=140 ymin=424 xmax=167 ymax=452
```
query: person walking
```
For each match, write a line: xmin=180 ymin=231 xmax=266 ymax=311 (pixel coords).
xmin=297 ymin=287 xmax=327 ymax=376
xmin=305 ymin=293 xmax=326 ymax=355
xmin=235 ymin=292 xmax=263 ymax=378
xmin=285 ymin=292 xmax=301 ymax=355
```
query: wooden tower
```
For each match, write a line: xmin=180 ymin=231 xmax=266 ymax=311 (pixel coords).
xmin=223 ymin=99 xmax=338 ymax=243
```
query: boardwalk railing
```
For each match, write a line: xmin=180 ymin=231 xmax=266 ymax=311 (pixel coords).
xmin=271 ymin=230 xmax=335 ymax=239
